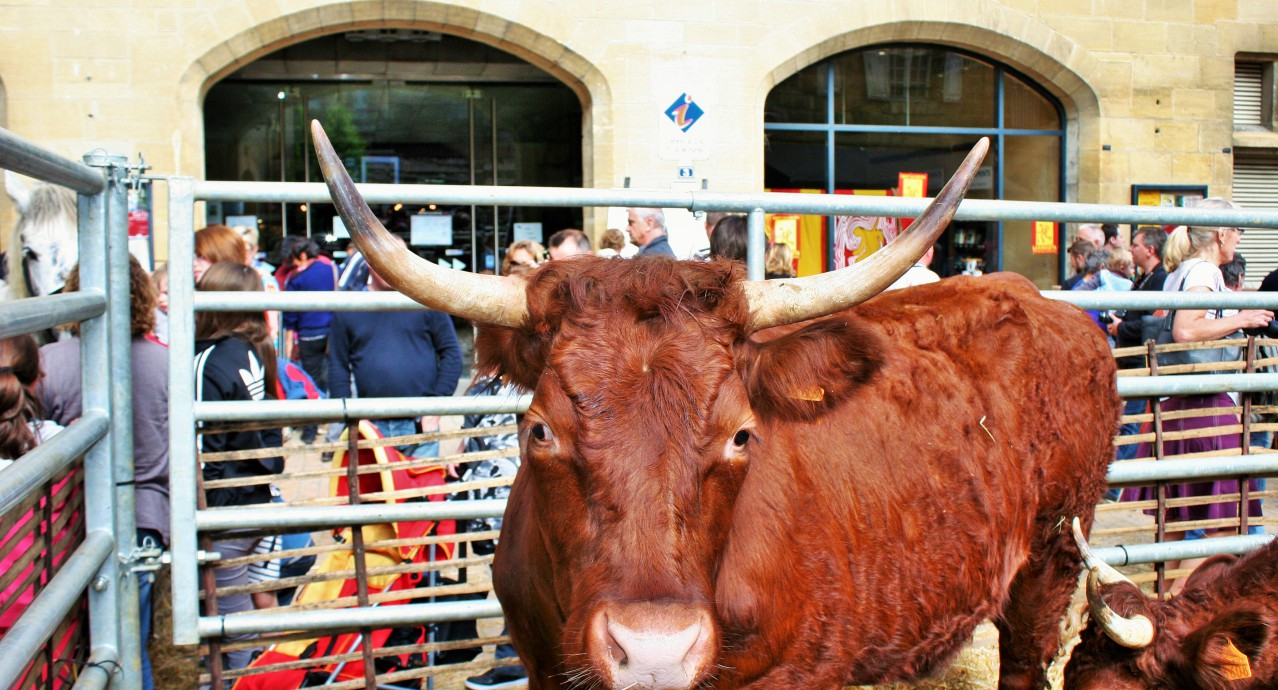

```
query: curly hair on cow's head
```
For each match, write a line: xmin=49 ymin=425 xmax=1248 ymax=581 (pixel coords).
xmin=475 ymin=256 xmax=751 ymax=391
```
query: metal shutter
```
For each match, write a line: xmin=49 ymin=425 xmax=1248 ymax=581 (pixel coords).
xmin=1236 ymin=62 xmax=1264 ymax=127
xmin=1235 ymin=150 xmax=1278 ymax=286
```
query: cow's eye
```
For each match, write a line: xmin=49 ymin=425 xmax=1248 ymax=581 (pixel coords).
xmin=530 ymin=423 xmax=550 ymax=442
xmin=732 ymin=429 xmax=751 ymax=447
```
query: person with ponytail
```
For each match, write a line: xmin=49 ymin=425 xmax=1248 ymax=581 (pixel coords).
xmin=0 ymin=334 xmax=58 ymax=465
xmin=193 ymin=261 xmax=283 ymax=673
xmin=1126 ymin=198 xmax=1274 ymax=593
xmin=0 ymin=334 xmax=65 ymax=645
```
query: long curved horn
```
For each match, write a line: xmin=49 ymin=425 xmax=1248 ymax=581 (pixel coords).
xmin=1071 ymin=517 xmax=1155 ymax=649
xmin=744 ymin=137 xmax=989 ymax=331
xmin=311 ymin=120 xmax=528 ymax=328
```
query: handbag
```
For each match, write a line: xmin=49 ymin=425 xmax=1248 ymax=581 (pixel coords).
xmin=1151 ymin=259 xmax=1244 ymax=369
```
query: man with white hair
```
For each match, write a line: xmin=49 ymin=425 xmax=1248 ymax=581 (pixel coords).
xmin=626 ymin=207 xmax=676 ymax=257
xmin=1075 ymin=223 xmax=1104 ymax=248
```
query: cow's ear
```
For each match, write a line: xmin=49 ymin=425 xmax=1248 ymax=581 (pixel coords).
xmin=1179 ymin=608 xmax=1271 ymax=690
xmin=476 ymin=324 xmax=548 ymax=392
xmin=738 ymin=317 xmax=884 ymax=421
xmin=1179 ymin=554 xmax=1238 ymax=593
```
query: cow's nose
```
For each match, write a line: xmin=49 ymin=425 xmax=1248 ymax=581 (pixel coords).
xmin=589 ymin=604 xmax=715 ymax=690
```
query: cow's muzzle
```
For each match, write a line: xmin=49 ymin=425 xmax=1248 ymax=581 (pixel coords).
xmin=587 ymin=602 xmax=717 ymax=690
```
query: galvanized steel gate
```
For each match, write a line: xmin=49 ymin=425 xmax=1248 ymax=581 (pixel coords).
xmin=8 ymin=123 xmax=1278 ymax=688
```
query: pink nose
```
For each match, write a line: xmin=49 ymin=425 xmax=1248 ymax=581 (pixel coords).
xmin=589 ymin=604 xmax=715 ymax=690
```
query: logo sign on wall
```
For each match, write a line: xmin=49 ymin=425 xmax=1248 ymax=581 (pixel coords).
xmin=661 ymin=93 xmax=708 ymax=161
xmin=664 ymin=93 xmax=704 ymax=132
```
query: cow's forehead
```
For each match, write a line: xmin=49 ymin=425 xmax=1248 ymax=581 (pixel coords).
xmin=547 ymin=309 xmax=739 ymax=413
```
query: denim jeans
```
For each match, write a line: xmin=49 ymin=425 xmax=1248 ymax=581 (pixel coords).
xmin=1115 ymin=398 xmax=1148 ymax=461
xmin=139 ymin=572 xmax=154 ymax=690
xmin=297 ymin=334 xmax=328 ymax=442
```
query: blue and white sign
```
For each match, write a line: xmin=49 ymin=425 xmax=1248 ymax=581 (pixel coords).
xmin=664 ymin=93 xmax=704 ymax=132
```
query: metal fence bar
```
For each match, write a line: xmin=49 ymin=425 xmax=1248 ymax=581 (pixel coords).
xmin=191 ymin=289 xmax=1278 ymax=313
xmin=1108 ymin=455 xmax=1278 ymax=486
xmin=1095 ymin=534 xmax=1272 ymax=567
xmin=187 ymin=179 xmax=1278 ymax=229
xmin=76 ymin=152 xmax=122 ymax=684
xmin=194 ymin=395 xmax=531 ymax=423
xmin=0 ymin=412 xmax=108 ymax=515
xmin=746 ymin=208 xmax=765 ymax=280
xmin=1049 ymin=291 xmax=1278 ymax=310
xmin=193 ymin=450 xmax=1278 ymax=535
xmin=68 ymin=649 xmax=117 ymax=690
xmin=187 ymin=375 xmax=1273 ymax=421
xmin=196 ymin=500 xmax=509 ymax=532
xmin=197 ymin=599 xmax=504 ymax=639
xmin=1116 ymin=373 xmax=1278 ymax=398
xmin=0 ymin=530 xmax=114 ymax=688
xmin=0 ymin=292 xmax=107 ymax=339
xmin=166 ymin=176 xmax=200 ymax=647
xmin=0 ymin=127 xmax=105 ymax=195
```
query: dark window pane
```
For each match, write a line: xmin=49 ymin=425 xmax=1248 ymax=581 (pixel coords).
xmin=830 ymin=47 xmax=996 ymax=128
xmin=765 ymin=129 xmax=828 ymax=189
xmin=765 ymin=66 xmax=828 ymax=124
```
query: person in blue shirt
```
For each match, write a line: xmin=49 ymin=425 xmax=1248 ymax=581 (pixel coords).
xmin=327 ymin=235 xmax=463 ymax=459
xmin=281 ymin=238 xmax=335 ymax=443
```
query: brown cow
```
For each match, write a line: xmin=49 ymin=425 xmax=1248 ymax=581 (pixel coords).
xmin=1067 ymin=519 xmax=1278 ymax=690
xmin=312 ymin=121 xmax=1121 ymax=690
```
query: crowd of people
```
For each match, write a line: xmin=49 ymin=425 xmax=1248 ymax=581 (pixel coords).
xmin=2 ymin=201 xmax=1270 ymax=685
xmin=1061 ymin=208 xmax=1276 ymax=593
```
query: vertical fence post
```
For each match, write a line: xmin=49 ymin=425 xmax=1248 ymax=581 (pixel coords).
xmin=747 ymin=208 xmax=766 ymax=281
xmin=78 ymin=154 xmax=121 ymax=681
xmin=1147 ymin=339 xmax=1168 ymax=599
xmin=89 ymin=151 xmax=144 ymax=688
xmin=167 ymin=176 xmax=201 ymax=646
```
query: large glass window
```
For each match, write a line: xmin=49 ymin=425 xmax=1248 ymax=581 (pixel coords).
xmin=204 ymin=31 xmax=583 ymax=273
xmin=765 ymin=44 xmax=1065 ymax=287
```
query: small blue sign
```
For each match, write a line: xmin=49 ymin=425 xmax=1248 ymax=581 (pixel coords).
xmin=664 ymin=93 xmax=704 ymax=133
xmin=678 ymin=166 xmax=695 ymax=179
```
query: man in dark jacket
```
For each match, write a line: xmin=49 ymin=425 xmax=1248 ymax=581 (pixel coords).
xmin=327 ymin=236 xmax=463 ymax=459
xmin=1108 ymin=226 xmax=1168 ymax=461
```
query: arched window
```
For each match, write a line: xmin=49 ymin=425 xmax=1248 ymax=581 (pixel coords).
xmin=765 ymin=44 xmax=1065 ymax=287
xmin=204 ymin=30 xmax=583 ymax=273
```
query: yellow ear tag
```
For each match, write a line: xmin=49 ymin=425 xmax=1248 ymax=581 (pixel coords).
xmin=1219 ymin=637 xmax=1253 ymax=681
xmin=791 ymin=387 xmax=825 ymax=402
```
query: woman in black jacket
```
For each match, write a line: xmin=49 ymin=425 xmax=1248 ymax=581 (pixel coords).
xmin=194 ymin=261 xmax=282 ymax=674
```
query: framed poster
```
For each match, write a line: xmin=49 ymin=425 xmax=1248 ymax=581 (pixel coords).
xmin=1131 ymin=184 xmax=1208 ymax=233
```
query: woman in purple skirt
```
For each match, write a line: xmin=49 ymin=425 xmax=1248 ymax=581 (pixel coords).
xmin=1127 ymin=198 xmax=1274 ymax=593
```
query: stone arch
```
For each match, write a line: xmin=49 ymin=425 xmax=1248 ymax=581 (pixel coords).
xmin=754 ymin=2 xmax=1104 ymax=202
xmin=176 ymin=1 xmax=608 ymax=188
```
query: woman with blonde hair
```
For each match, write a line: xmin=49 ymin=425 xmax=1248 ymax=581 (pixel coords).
xmin=765 ymin=243 xmax=797 ymax=279
xmin=501 ymin=239 xmax=546 ymax=275
xmin=1125 ymin=198 xmax=1274 ymax=592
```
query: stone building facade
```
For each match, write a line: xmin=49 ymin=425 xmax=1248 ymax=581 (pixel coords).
xmin=1 ymin=0 xmax=1276 ymax=284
